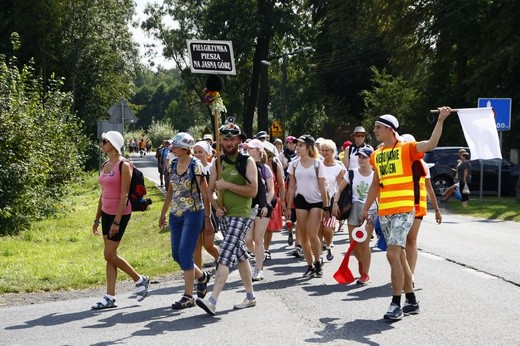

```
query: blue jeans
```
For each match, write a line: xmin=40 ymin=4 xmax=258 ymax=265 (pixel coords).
xmin=169 ymin=209 xmax=205 ymax=270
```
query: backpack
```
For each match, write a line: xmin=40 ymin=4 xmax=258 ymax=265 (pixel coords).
xmin=336 ymin=169 xmax=354 ymax=220
xmin=117 ymin=160 xmax=151 ymax=212
xmin=252 ymin=162 xmax=268 ymax=208
xmin=220 ymin=153 xmax=250 ymax=183
xmin=170 ymin=157 xmax=202 ymax=206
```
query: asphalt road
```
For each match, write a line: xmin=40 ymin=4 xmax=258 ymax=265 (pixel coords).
xmin=1 ymin=153 xmax=519 ymax=345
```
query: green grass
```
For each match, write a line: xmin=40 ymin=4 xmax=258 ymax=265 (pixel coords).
xmin=443 ymin=196 xmax=520 ymax=222
xmin=0 ymin=172 xmax=177 ymax=294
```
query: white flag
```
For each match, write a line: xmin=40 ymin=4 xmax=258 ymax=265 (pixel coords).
xmin=457 ymin=107 xmax=502 ymax=160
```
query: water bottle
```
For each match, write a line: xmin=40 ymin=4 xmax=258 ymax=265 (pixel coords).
xmin=250 ymin=204 xmax=259 ymax=219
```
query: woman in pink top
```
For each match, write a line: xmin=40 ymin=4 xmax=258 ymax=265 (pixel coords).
xmin=91 ymin=131 xmax=149 ymax=310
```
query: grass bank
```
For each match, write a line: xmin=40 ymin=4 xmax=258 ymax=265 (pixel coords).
xmin=442 ymin=196 xmax=520 ymax=222
xmin=0 ymin=172 xmax=176 ymax=294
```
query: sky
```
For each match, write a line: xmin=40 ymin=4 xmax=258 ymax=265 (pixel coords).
xmin=131 ymin=0 xmax=176 ymax=70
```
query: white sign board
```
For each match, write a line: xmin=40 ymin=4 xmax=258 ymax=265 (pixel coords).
xmin=187 ymin=40 xmax=236 ymax=75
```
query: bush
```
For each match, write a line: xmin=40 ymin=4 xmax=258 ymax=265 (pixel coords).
xmin=0 ymin=53 xmax=87 ymax=235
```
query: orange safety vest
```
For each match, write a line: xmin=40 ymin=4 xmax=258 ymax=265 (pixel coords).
xmin=370 ymin=141 xmax=423 ymax=216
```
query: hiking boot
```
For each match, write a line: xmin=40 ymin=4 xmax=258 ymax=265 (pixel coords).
xmin=326 ymin=248 xmax=334 ymax=261
xmin=172 ymin=294 xmax=195 ymax=309
xmin=303 ymin=265 xmax=315 ymax=277
xmin=135 ymin=276 xmax=150 ymax=302
xmin=91 ymin=295 xmax=117 ymax=310
xmin=403 ymin=300 xmax=421 ymax=315
xmin=357 ymin=274 xmax=370 ymax=285
xmin=196 ymin=297 xmax=216 ymax=315
xmin=197 ymin=271 xmax=211 ymax=299
xmin=252 ymin=268 xmax=264 ymax=282
xmin=233 ymin=297 xmax=257 ymax=309
xmin=287 ymin=232 xmax=294 ymax=246
xmin=384 ymin=303 xmax=403 ymax=321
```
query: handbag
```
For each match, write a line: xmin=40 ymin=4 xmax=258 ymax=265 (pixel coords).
xmin=462 ymin=183 xmax=470 ymax=195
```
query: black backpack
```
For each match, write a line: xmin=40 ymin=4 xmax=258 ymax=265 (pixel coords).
xmin=336 ymin=169 xmax=354 ymax=220
xmin=220 ymin=153 xmax=250 ymax=182
xmin=118 ymin=160 xmax=152 ymax=212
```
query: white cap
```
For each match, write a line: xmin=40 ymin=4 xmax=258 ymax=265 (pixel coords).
xmin=102 ymin=131 xmax=124 ymax=154
xmin=401 ymin=133 xmax=416 ymax=142
xmin=242 ymin=138 xmax=264 ymax=150
xmin=262 ymin=141 xmax=279 ymax=157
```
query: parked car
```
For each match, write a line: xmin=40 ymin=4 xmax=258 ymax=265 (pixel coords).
xmin=423 ymin=147 xmax=519 ymax=196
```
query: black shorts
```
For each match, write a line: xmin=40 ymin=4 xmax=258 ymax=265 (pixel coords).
xmin=102 ymin=212 xmax=131 ymax=242
xmin=294 ymin=194 xmax=323 ymax=211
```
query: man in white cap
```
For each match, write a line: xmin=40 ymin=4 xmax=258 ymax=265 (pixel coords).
xmin=361 ymin=107 xmax=452 ymax=321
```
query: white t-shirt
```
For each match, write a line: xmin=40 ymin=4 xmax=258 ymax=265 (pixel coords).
xmin=347 ymin=167 xmax=377 ymax=210
xmin=323 ymin=161 xmax=345 ymax=199
xmin=288 ymin=159 xmax=324 ymax=204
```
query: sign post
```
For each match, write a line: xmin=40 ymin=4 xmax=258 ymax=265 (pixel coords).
xmin=477 ymin=98 xmax=512 ymax=199
xmin=187 ymin=40 xmax=236 ymax=207
xmin=270 ymin=119 xmax=283 ymax=139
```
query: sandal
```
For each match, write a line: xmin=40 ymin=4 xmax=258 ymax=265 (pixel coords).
xmin=91 ymin=295 xmax=117 ymax=310
xmin=196 ymin=271 xmax=210 ymax=298
xmin=172 ymin=294 xmax=195 ymax=309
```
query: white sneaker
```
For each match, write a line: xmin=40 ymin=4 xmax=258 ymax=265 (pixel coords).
xmin=196 ymin=297 xmax=216 ymax=315
xmin=252 ymin=268 xmax=264 ymax=282
xmin=233 ymin=297 xmax=257 ymax=309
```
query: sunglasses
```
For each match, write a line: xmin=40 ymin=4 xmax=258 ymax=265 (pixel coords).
xmin=220 ymin=128 xmax=240 ymax=136
xmin=354 ymin=134 xmax=366 ymax=138
xmin=101 ymin=139 xmax=109 ymax=145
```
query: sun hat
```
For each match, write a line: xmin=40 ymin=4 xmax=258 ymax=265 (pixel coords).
xmin=102 ymin=131 xmax=124 ymax=154
xmin=352 ymin=126 xmax=367 ymax=137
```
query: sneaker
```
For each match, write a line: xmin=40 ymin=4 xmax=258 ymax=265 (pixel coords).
xmin=135 ymin=276 xmax=150 ymax=302
xmin=292 ymin=246 xmax=303 ymax=258
xmin=233 ymin=297 xmax=257 ymax=309
xmin=252 ymin=268 xmax=264 ymax=282
xmin=202 ymin=260 xmax=217 ymax=268
xmin=264 ymin=250 xmax=271 ymax=261
xmin=357 ymin=274 xmax=370 ymax=285
xmin=303 ymin=265 xmax=315 ymax=277
xmin=314 ymin=262 xmax=323 ymax=278
xmin=287 ymin=232 xmax=294 ymax=246
xmin=384 ymin=303 xmax=404 ymax=321
xmin=91 ymin=295 xmax=117 ymax=310
xmin=326 ymin=248 xmax=334 ymax=261
xmin=196 ymin=297 xmax=216 ymax=315
xmin=197 ymin=271 xmax=211 ymax=299
xmin=172 ymin=294 xmax=195 ymax=309
xmin=403 ymin=300 xmax=420 ymax=315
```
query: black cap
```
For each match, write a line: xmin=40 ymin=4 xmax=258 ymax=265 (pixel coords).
xmin=297 ymin=135 xmax=316 ymax=146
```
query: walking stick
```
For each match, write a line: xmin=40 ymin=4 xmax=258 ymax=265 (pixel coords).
xmin=204 ymin=74 xmax=225 ymax=207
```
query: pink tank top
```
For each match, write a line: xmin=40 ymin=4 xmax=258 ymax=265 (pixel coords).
xmin=99 ymin=161 xmax=132 ymax=215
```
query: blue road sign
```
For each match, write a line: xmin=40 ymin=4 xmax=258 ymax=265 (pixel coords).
xmin=478 ymin=98 xmax=512 ymax=131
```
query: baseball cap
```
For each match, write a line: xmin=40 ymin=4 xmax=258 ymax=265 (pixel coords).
xmin=256 ymin=131 xmax=268 ymax=139
xmin=242 ymin=139 xmax=264 ymax=150
xmin=273 ymin=138 xmax=283 ymax=144
xmin=285 ymin=136 xmax=297 ymax=143
xmin=297 ymin=135 xmax=316 ymax=146
xmin=171 ymin=132 xmax=195 ymax=149
xmin=401 ymin=134 xmax=416 ymax=142
xmin=262 ymin=141 xmax=279 ymax=156
xmin=203 ymin=134 xmax=213 ymax=141
xmin=342 ymin=140 xmax=352 ymax=150
xmin=355 ymin=147 xmax=374 ymax=158
xmin=102 ymin=131 xmax=124 ymax=154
